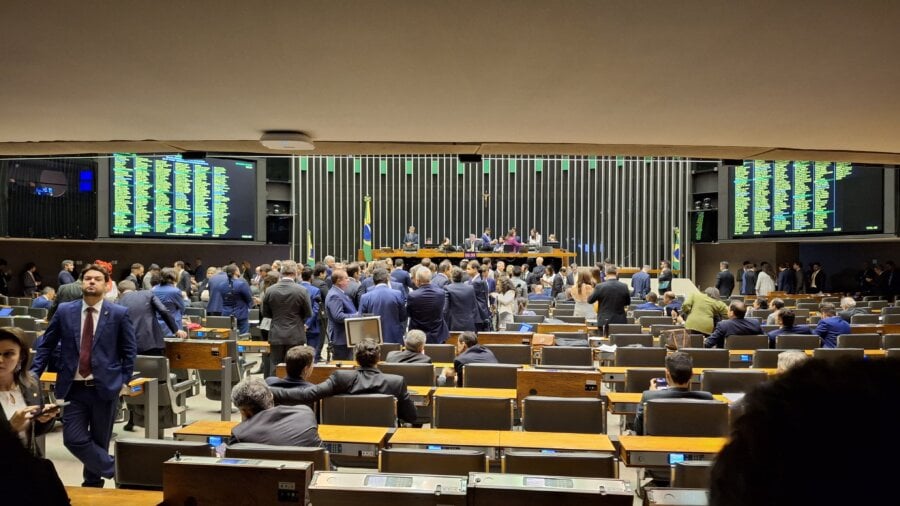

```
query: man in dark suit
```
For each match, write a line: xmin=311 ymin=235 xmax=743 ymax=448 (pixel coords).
xmin=631 ymin=265 xmax=651 ymax=299
xmin=807 ymin=262 xmax=826 ymax=293
xmin=58 ymin=259 xmax=76 ymax=286
xmin=444 ymin=267 xmax=478 ymax=332
xmin=31 ymin=263 xmax=136 ymax=488
xmin=633 ymin=351 xmax=714 ymax=434
xmin=431 ymin=260 xmax=451 ymax=290
xmin=263 ymin=261 xmax=313 ymax=375
xmin=270 ymin=340 xmax=417 ymax=424
xmin=406 ymin=268 xmax=448 ymax=344
xmin=124 ymin=263 xmax=144 ymax=290
xmin=767 ymin=309 xmax=813 ymax=347
xmin=385 ymin=330 xmax=432 ymax=363
xmin=704 ymin=300 xmax=763 ymax=348
xmin=311 ymin=263 xmax=331 ymax=361
xmin=229 ymin=378 xmax=321 ymax=447
xmin=740 ymin=262 xmax=756 ymax=296
xmin=359 ymin=268 xmax=407 ymax=344
xmin=440 ymin=331 xmax=498 ymax=387
xmin=298 ymin=268 xmax=323 ymax=356
xmin=390 ymin=259 xmax=414 ymax=293
xmin=715 ymin=261 xmax=735 ymax=297
xmin=174 ymin=260 xmax=192 ymax=299
xmin=402 ymin=225 xmax=419 ymax=249
xmin=776 ymin=263 xmax=794 ymax=293
xmin=467 ymin=261 xmax=492 ymax=331
xmin=587 ymin=265 xmax=631 ymax=335
xmin=325 ymin=269 xmax=358 ymax=360
xmin=204 ymin=268 xmax=229 ymax=316
xmin=814 ymin=302 xmax=850 ymax=348
xmin=837 ymin=296 xmax=868 ymax=323
xmin=266 ymin=345 xmax=317 ymax=409
xmin=117 ymin=280 xmax=185 ymax=356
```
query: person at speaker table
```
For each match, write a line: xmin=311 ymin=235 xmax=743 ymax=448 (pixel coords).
xmin=813 ymin=302 xmax=849 ymax=348
xmin=359 ymin=268 xmax=407 ymax=344
xmin=385 ymin=330 xmax=433 ymax=364
xmin=30 ymin=263 xmax=136 ymax=488
xmin=480 ymin=227 xmax=498 ymax=249
xmin=631 ymin=265 xmax=652 ymax=299
xmin=715 ymin=261 xmax=735 ymax=297
xmin=634 ymin=292 xmax=664 ymax=311
xmin=528 ymin=228 xmax=542 ymax=246
xmin=0 ymin=327 xmax=58 ymax=455
xmin=270 ymin=340 xmax=417 ymax=424
xmin=632 ymin=351 xmax=714 ymax=435
xmin=402 ymin=225 xmax=419 ymax=249
xmin=229 ymin=378 xmax=321 ymax=447
xmin=704 ymin=300 xmax=763 ymax=348
xmin=766 ymin=309 xmax=813 ymax=348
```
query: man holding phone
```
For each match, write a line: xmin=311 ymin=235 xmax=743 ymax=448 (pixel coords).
xmin=632 ymin=352 xmax=713 ymax=435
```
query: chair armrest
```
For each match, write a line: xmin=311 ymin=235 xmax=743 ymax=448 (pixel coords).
xmin=173 ymin=379 xmax=199 ymax=394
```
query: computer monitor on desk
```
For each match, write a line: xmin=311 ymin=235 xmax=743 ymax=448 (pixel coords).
xmin=543 ymin=241 xmax=560 ymax=249
xmin=345 ymin=316 xmax=383 ymax=345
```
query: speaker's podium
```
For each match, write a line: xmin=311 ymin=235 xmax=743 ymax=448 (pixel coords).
xmin=467 ymin=473 xmax=634 ymax=506
xmin=163 ymin=456 xmax=313 ymax=505
xmin=309 ymin=472 xmax=467 ymax=505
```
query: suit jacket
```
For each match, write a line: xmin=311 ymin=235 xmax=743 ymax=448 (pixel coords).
xmin=0 ymin=380 xmax=55 ymax=455
xmin=403 ymin=232 xmax=419 ymax=246
xmin=815 ymin=316 xmax=850 ymax=348
xmin=229 ymin=405 xmax=321 ymax=447
xmin=58 ymin=269 xmax=75 ymax=287
xmin=391 ymin=269 xmax=413 ymax=293
xmin=270 ymin=367 xmax=417 ymax=424
xmin=657 ymin=269 xmax=673 ymax=292
xmin=715 ymin=270 xmax=735 ymax=297
xmin=808 ymin=269 xmax=826 ymax=292
xmin=265 ymin=376 xmax=316 ymax=409
xmin=741 ymin=269 xmax=756 ymax=295
xmin=151 ymin=284 xmax=185 ymax=333
xmin=118 ymin=290 xmax=178 ymax=353
xmin=469 ymin=277 xmax=491 ymax=324
xmin=431 ymin=273 xmax=450 ymax=290
xmin=631 ymin=271 xmax=651 ymax=298
xmin=550 ymin=274 xmax=565 ymax=299
xmin=263 ymin=279 xmax=312 ymax=346
xmin=453 ymin=345 xmax=498 ymax=387
xmin=838 ymin=307 xmax=868 ymax=323
xmin=767 ymin=325 xmax=813 ymax=346
xmin=298 ymin=281 xmax=322 ymax=334
xmin=385 ymin=349 xmax=432 ymax=364
xmin=359 ymin=284 xmax=407 ymax=344
xmin=31 ymin=296 xmax=52 ymax=309
xmin=407 ymin=284 xmax=449 ymax=344
xmin=222 ymin=276 xmax=253 ymax=322
xmin=176 ymin=270 xmax=192 ymax=297
xmin=776 ymin=269 xmax=794 ymax=293
xmin=681 ymin=293 xmax=729 ymax=335
xmin=704 ymin=318 xmax=763 ymax=348
xmin=634 ymin=387 xmax=715 ymax=435
xmin=205 ymin=272 xmax=229 ymax=313
xmin=325 ymin=287 xmax=357 ymax=346
xmin=444 ymin=281 xmax=477 ymax=332
xmin=587 ymin=279 xmax=631 ymax=327
xmin=32 ymin=300 xmax=136 ymax=401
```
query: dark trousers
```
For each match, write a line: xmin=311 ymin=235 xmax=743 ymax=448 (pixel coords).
xmin=306 ymin=333 xmax=320 ymax=359
xmin=331 ymin=344 xmax=352 ymax=360
xmin=63 ymin=382 xmax=118 ymax=486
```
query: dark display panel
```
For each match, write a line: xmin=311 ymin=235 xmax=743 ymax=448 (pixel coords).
xmin=730 ymin=161 xmax=883 ymax=238
xmin=690 ymin=209 xmax=717 ymax=243
xmin=110 ymin=154 xmax=256 ymax=240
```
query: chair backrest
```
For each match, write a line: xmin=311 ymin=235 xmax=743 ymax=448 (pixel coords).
xmin=514 ymin=315 xmax=545 ymax=323
xmin=678 ymin=348 xmax=730 ymax=368
xmin=724 ymin=334 xmax=769 ymax=350
xmin=881 ymin=306 xmax=900 ymax=315
xmin=527 ymin=300 xmax=552 ymax=309
xmin=503 ymin=451 xmax=617 ymax=478
xmin=752 ymin=349 xmax=784 ymax=369
xmin=614 ymin=347 xmax=667 ymax=367
xmin=0 ymin=317 xmax=12 ymax=327
xmin=321 ymin=394 xmax=397 ymax=427
xmin=632 ymin=310 xmax=664 ymax=319
xmin=671 ymin=461 xmax=713 ymax=488
xmin=126 ymin=355 xmax=182 ymax=410
xmin=623 ymin=367 xmax=666 ymax=393
xmin=609 ymin=334 xmax=654 ymax=347
xmin=377 ymin=362 xmax=434 ymax=387
xmin=700 ymin=369 xmax=768 ymax=394
xmin=850 ymin=314 xmax=880 ymax=324
xmin=552 ymin=307 xmax=576 ymax=317
xmin=205 ymin=315 xmax=235 ymax=329
xmin=482 ymin=344 xmax=532 ymax=365
xmin=886 ymin=348 xmax=900 ymax=359
xmin=883 ymin=314 xmax=900 ymax=324
xmin=12 ymin=316 xmax=36 ymax=331
xmin=225 ymin=443 xmax=328 ymax=472
xmin=27 ymin=307 xmax=48 ymax=319
xmin=643 ymin=398 xmax=730 ymax=437
xmin=608 ymin=323 xmax=643 ymax=335
xmin=380 ymin=448 xmax=487 ymax=475
xmin=551 ymin=332 xmax=588 ymax=347
xmin=640 ymin=316 xmax=675 ymax=327
xmin=869 ymin=300 xmax=889 ymax=310
xmin=796 ymin=302 xmax=819 ymax=310
xmin=522 ymin=396 xmax=606 ymax=434
xmin=836 ymin=333 xmax=882 ymax=350
xmin=541 ymin=346 xmax=593 ymax=367
xmin=530 ymin=307 xmax=550 ymax=317
xmin=433 ymin=395 xmax=514 ymax=430
xmin=883 ymin=334 xmax=900 ymax=349
xmin=115 ymin=438 xmax=213 ymax=489
xmin=649 ymin=324 xmax=681 ymax=337
xmin=555 ymin=315 xmax=586 ymax=324
xmin=775 ymin=334 xmax=820 ymax=350
xmin=811 ymin=348 xmax=865 ymax=361
xmin=184 ymin=306 xmax=207 ymax=318
xmin=462 ymin=363 xmax=520 ymax=388
xmin=424 ymin=344 xmax=456 ymax=362
xmin=821 ymin=296 xmax=840 ymax=303
xmin=378 ymin=343 xmax=402 ymax=361
xmin=10 ymin=306 xmax=28 ymax=316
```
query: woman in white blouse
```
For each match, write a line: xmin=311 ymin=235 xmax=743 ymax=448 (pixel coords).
xmin=0 ymin=327 xmax=58 ymax=455
xmin=491 ymin=278 xmax=518 ymax=328
xmin=528 ymin=228 xmax=542 ymax=246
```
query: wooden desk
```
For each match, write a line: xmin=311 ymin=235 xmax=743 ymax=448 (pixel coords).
xmin=517 ymin=368 xmax=602 ymax=402
xmin=408 ymin=385 xmax=435 ymax=407
xmin=499 ymin=431 xmax=614 ymax=452
xmin=600 ymin=366 xmax=776 ymax=384
xmin=173 ymin=419 xmax=237 ymax=440
xmin=606 ymin=392 xmax=730 ymax=415
xmin=165 ymin=339 xmax=234 ymax=421
xmin=236 ymin=340 xmax=270 ymax=354
xmin=476 ymin=332 xmax=533 ymax=345
xmin=434 ymin=387 xmax=517 ymax=400
xmin=373 ymin=247 xmax=577 ymax=266
xmin=67 ymin=486 xmax=163 ymax=505
xmin=123 ymin=377 xmax=160 ymax=439
xmin=389 ymin=427 xmax=501 ymax=458
xmin=618 ymin=435 xmax=727 ymax=467
xmin=535 ymin=323 xmax=589 ymax=335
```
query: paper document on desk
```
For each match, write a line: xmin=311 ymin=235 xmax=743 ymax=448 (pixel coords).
xmin=597 ymin=344 xmax=617 ymax=353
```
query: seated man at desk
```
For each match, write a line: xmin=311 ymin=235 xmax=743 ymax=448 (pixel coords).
xmin=813 ymin=302 xmax=850 ymax=348
xmin=766 ymin=309 xmax=812 ymax=347
xmin=634 ymin=292 xmax=664 ymax=311
xmin=527 ymin=284 xmax=553 ymax=302
xmin=266 ymin=345 xmax=317 ymax=407
xmin=633 ymin=351 xmax=714 ymax=435
xmin=439 ymin=331 xmax=498 ymax=387
xmin=269 ymin=340 xmax=417 ymax=424
xmin=230 ymin=378 xmax=321 ymax=447
xmin=704 ymin=301 xmax=763 ymax=348
xmin=384 ymin=330 xmax=432 ymax=364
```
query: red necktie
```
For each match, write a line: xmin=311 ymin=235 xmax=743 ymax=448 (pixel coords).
xmin=78 ymin=307 xmax=95 ymax=377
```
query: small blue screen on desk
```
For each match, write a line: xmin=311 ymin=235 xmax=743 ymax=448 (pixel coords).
xmin=427 ymin=445 xmax=443 ymax=450
xmin=540 ymin=449 xmax=557 ymax=454
xmin=196 ymin=332 xmax=205 ymax=337
xmin=668 ymin=453 xmax=685 ymax=464
xmin=238 ymin=346 xmax=245 ymax=352
xmin=208 ymin=436 xmax=223 ymax=446
xmin=740 ymin=354 xmax=751 ymax=362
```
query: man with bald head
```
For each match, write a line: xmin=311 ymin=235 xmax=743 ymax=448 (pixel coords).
xmin=407 ymin=267 xmax=449 ymax=344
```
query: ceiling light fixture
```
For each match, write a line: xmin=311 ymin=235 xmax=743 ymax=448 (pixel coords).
xmin=260 ymin=131 xmax=315 ymax=150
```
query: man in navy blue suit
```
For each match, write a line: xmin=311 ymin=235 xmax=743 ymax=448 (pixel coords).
xmin=31 ymin=264 xmax=136 ymax=487
xmin=204 ymin=268 xmax=229 ymax=316
xmin=359 ymin=268 xmax=407 ymax=344
xmin=325 ymin=269 xmax=358 ymax=360
xmin=631 ymin=265 xmax=651 ymax=299
xmin=407 ymin=268 xmax=448 ymax=344
xmin=444 ymin=267 xmax=478 ymax=332
xmin=704 ymin=300 xmax=763 ymax=348
xmin=814 ymin=302 xmax=850 ymax=348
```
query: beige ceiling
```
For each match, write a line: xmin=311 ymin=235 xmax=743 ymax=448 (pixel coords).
xmin=2 ymin=1 xmax=900 ymax=162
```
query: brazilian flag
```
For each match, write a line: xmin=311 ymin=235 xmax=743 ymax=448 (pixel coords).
xmin=672 ymin=227 xmax=681 ymax=272
xmin=363 ymin=196 xmax=373 ymax=261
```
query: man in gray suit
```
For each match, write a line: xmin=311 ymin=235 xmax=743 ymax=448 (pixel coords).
xmin=262 ymin=261 xmax=312 ymax=376
xmin=229 ymin=378 xmax=321 ymax=447
xmin=385 ymin=330 xmax=432 ymax=364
